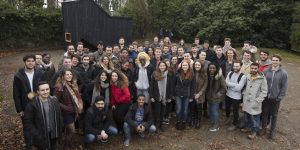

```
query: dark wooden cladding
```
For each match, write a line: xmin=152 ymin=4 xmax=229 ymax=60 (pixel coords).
xmin=62 ymin=0 xmax=132 ymax=50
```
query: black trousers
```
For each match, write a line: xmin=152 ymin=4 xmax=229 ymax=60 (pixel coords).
xmin=225 ymin=96 xmax=241 ymax=126
xmin=152 ymin=101 xmax=166 ymax=127
xmin=262 ymin=99 xmax=281 ymax=132
xmin=113 ymin=103 xmax=130 ymax=130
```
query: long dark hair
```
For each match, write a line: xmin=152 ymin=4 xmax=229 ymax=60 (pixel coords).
xmin=193 ymin=59 xmax=207 ymax=78
xmin=153 ymin=61 xmax=168 ymax=81
xmin=111 ymin=70 xmax=128 ymax=88
xmin=93 ymin=70 xmax=110 ymax=90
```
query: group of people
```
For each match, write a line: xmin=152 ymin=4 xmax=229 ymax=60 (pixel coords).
xmin=13 ymin=36 xmax=288 ymax=150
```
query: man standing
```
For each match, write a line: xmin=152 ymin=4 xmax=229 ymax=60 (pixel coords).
xmin=13 ymin=54 xmax=44 ymax=150
xmin=241 ymin=51 xmax=253 ymax=76
xmin=123 ymin=94 xmax=156 ymax=146
xmin=225 ymin=61 xmax=247 ymax=131
xmin=84 ymin=96 xmax=118 ymax=149
xmin=241 ymin=63 xmax=268 ymax=139
xmin=93 ymin=41 xmax=104 ymax=62
xmin=260 ymin=55 xmax=288 ymax=139
xmin=24 ymin=82 xmax=63 ymax=150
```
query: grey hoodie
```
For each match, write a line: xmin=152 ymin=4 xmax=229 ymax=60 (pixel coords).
xmin=263 ymin=65 xmax=288 ymax=101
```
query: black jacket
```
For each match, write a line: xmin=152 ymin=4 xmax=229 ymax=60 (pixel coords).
xmin=203 ymin=48 xmax=217 ymax=63
xmin=24 ymin=96 xmax=63 ymax=149
xmin=133 ymin=65 xmax=154 ymax=83
xmin=84 ymin=105 xmax=113 ymax=135
xmin=149 ymin=72 xmax=174 ymax=101
xmin=125 ymin=103 xmax=153 ymax=129
xmin=174 ymin=72 xmax=195 ymax=99
xmin=13 ymin=68 xmax=44 ymax=113
xmin=76 ymin=64 xmax=95 ymax=85
xmin=216 ymin=54 xmax=227 ymax=77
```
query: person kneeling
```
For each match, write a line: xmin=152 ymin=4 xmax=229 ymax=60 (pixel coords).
xmin=123 ymin=94 xmax=156 ymax=146
xmin=83 ymin=96 xmax=118 ymax=148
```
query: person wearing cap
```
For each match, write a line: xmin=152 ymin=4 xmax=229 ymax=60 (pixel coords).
xmin=13 ymin=54 xmax=44 ymax=150
xmin=83 ymin=96 xmax=118 ymax=149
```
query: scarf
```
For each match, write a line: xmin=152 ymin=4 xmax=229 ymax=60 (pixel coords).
xmin=157 ymin=71 xmax=168 ymax=104
xmin=92 ymin=81 xmax=110 ymax=106
xmin=41 ymin=61 xmax=53 ymax=69
xmin=65 ymin=83 xmax=83 ymax=115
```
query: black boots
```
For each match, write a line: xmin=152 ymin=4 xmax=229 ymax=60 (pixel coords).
xmin=176 ymin=121 xmax=186 ymax=130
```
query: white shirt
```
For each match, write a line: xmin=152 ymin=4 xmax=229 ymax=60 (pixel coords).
xmin=25 ymin=71 xmax=34 ymax=92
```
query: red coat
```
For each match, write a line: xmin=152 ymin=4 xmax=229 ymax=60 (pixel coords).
xmin=110 ymin=84 xmax=131 ymax=106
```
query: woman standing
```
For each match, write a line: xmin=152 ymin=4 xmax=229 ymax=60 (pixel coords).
xmin=83 ymin=70 xmax=110 ymax=111
xmin=205 ymin=63 xmax=226 ymax=132
xmin=92 ymin=55 xmax=115 ymax=79
xmin=110 ymin=70 xmax=131 ymax=131
xmin=54 ymin=69 xmax=83 ymax=149
xmin=191 ymin=60 xmax=208 ymax=129
xmin=150 ymin=62 xmax=173 ymax=131
xmin=225 ymin=48 xmax=237 ymax=77
xmin=174 ymin=61 xmax=195 ymax=130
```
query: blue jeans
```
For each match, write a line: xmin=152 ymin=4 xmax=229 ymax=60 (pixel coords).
xmin=84 ymin=126 xmax=118 ymax=144
xmin=244 ymin=112 xmax=260 ymax=133
xmin=123 ymin=122 xmax=156 ymax=140
xmin=175 ymin=96 xmax=189 ymax=122
xmin=208 ymin=102 xmax=220 ymax=126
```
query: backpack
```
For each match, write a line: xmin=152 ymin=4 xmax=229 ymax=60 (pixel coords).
xmin=228 ymin=71 xmax=246 ymax=92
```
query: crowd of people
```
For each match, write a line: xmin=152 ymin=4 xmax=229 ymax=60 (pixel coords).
xmin=13 ymin=36 xmax=288 ymax=150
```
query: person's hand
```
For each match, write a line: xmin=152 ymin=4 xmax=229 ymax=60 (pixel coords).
xmin=19 ymin=111 xmax=24 ymax=117
xmin=136 ymin=125 xmax=142 ymax=133
xmin=112 ymin=105 xmax=116 ymax=109
xmin=101 ymin=130 xmax=108 ymax=140
xmin=140 ymin=125 xmax=145 ymax=132
xmin=150 ymin=98 xmax=155 ymax=102
xmin=167 ymin=99 xmax=172 ymax=103
xmin=195 ymin=94 xmax=200 ymax=99
xmin=189 ymin=99 xmax=193 ymax=102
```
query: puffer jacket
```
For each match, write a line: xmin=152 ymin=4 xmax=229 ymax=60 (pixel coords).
xmin=205 ymin=71 xmax=226 ymax=103
xmin=242 ymin=73 xmax=268 ymax=115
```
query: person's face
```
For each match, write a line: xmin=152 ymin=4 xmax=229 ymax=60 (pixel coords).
xmin=148 ymin=48 xmax=153 ymax=55
xmin=199 ymin=52 xmax=206 ymax=60
xmin=191 ymin=47 xmax=197 ymax=53
xmin=64 ymin=71 xmax=73 ymax=82
xmin=122 ymin=62 xmax=129 ymax=70
xmin=138 ymin=46 xmax=144 ymax=52
xmin=215 ymin=48 xmax=222 ymax=56
xmin=121 ymin=50 xmax=128 ymax=57
xmin=137 ymin=96 xmax=145 ymax=107
xmin=133 ymin=45 xmax=138 ymax=50
xmin=95 ymin=101 xmax=105 ymax=110
xmin=260 ymin=52 xmax=269 ymax=61
xmin=35 ymin=55 xmax=42 ymax=65
xmin=203 ymin=43 xmax=209 ymax=48
xmin=158 ymin=63 xmax=166 ymax=72
xmin=128 ymin=45 xmax=134 ymax=51
xmin=195 ymin=39 xmax=200 ymax=45
xmin=77 ymin=44 xmax=83 ymax=52
xmin=233 ymin=63 xmax=241 ymax=73
xmin=171 ymin=46 xmax=177 ymax=54
xmin=42 ymin=54 xmax=51 ymax=64
xmin=113 ymin=46 xmax=120 ymax=54
xmin=180 ymin=40 xmax=184 ymax=45
xmin=244 ymin=43 xmax=250 ymax=49
xmin=164 ymin=37 xmax=169 ymax=43
xmin=111 ymin=72 xmax=118 ymax=83
xmin=25 ymin=58 xmax=35 ymax=69
xmin=119 ymin=38 xmax=125 ymax=45
xmin=155 ymin=49 xmax=162 ymax=57
xmin=163 ymin=46 xmax=169 ymax=53
xmin=71 ymin=57 xmax=79 ymax=67
xmin=183 ymin=53 xmax=191 ymax=60
xmin=102 ymin=57 xmax=109 ymax=65
xmin=271 ymin=57 xmax=280 ymax=68
xmin=63 ymin=58 xmax=72 ymax=69
xmin=225 ymin=41 xmax=231 ymax=46
xmin=82 ymin=57 xmax=90 ymax=66
xmin=171 ymin=57 xmax=178 ymax=64
xmin=181 ymin=62 xmax=189 ymax=71
xmin=144 ymin=41 xmax=150 ymax=47
xmin=159 ymin=40 xmax=164 ymax=46
xmin=67 ymin=46 xmax=75 ymax=54
xmin=208 ymin=65 xmax=217 ymax=75
xmin=250 ymin=65 xmax=259 ymax=75
xmin=100 ymin=72 xmax=107 ymax=82
xmin=106 ymin=48 xmax=112 ymax=55
xmin=154 ymin=37 xmax=159 ymax=43
xmin=243 ymin=53 xmax=251 ymax=62
xmin=194 ymin=62 xmax=201 ymax=71
xmin=97 ymin=44 xmax=103 ymax=50
xmin=178 ymin=48 xmax=184 ymax=56
xmin=37 ymin=84 xmax=50 ymax=100
xmin=139 ymin=56 xmax=146 ymax=66
xmin=226 ymin=50 xmax=234 ymax=59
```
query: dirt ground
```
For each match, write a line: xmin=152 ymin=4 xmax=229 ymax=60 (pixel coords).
xmin=0 ymin=49 xmax=300 ymax=150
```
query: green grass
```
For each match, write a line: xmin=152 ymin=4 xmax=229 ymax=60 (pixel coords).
xmin=262 ymin=48 xmax=300 ymax=63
